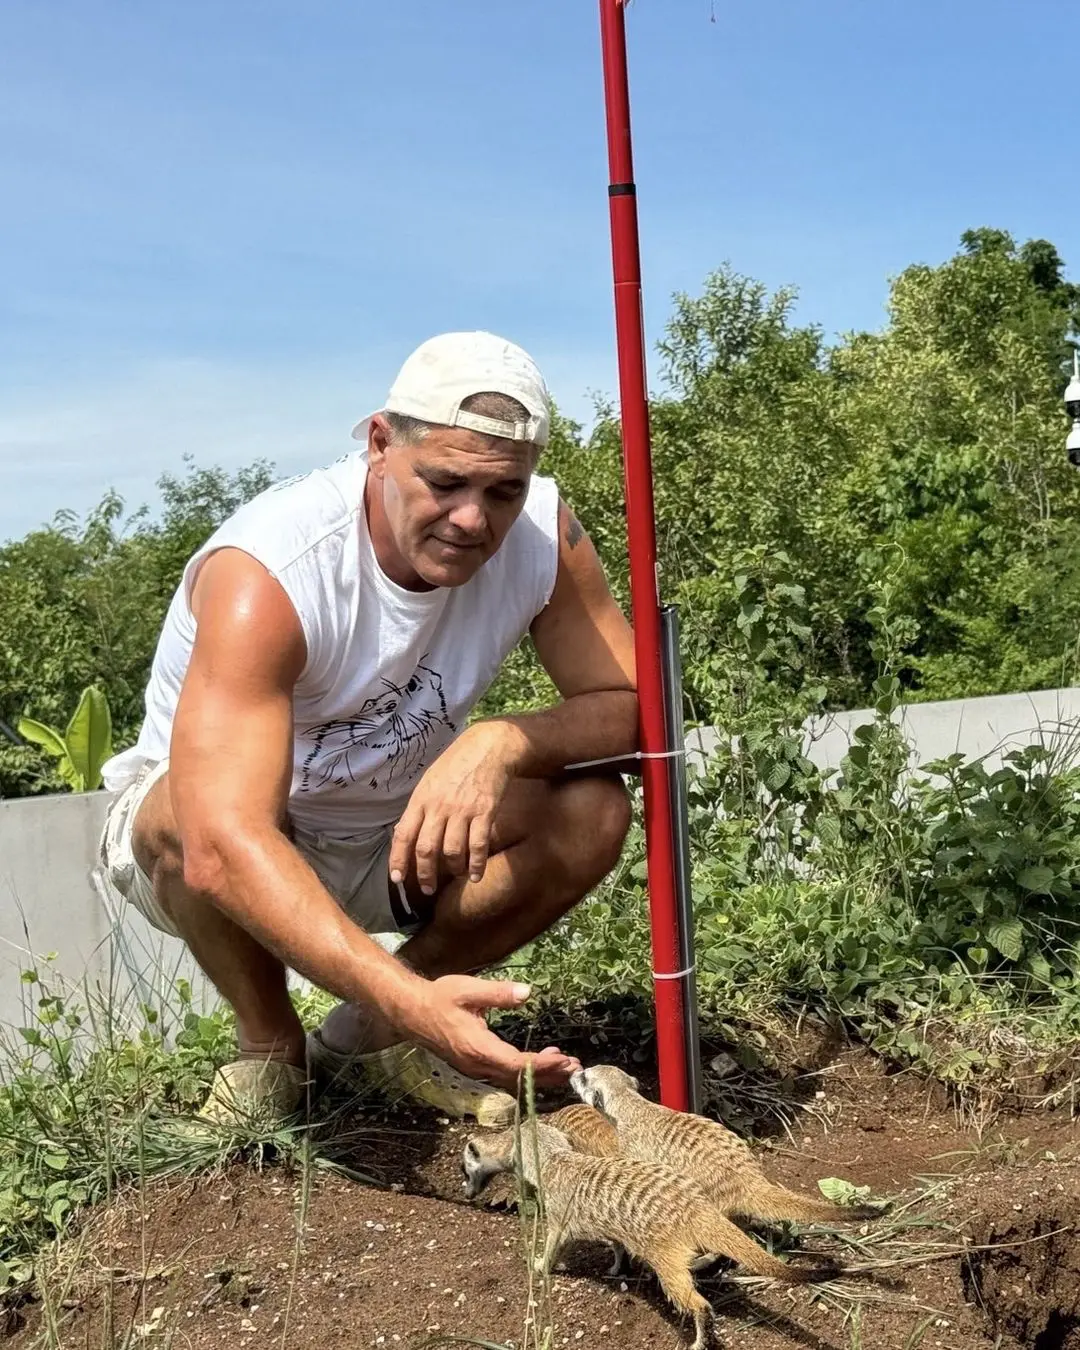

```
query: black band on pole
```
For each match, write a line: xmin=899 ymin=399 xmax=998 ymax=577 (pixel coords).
xmin=608 ymin=181 xmax=636 ymax=196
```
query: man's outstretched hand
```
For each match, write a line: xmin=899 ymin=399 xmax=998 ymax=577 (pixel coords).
xmin=397 ymin=973 xmax=580 ymax=1091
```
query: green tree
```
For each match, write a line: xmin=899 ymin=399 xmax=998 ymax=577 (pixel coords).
xmin=832 ymin=229 xmax=1080 ymax=698
xmin=485 ymin=229 xmax=1080 ymax=727
xmin=0 ymin=456 xmax=274 ymax=797
xmin=5 ymin=227 xmax=1080 ymax=797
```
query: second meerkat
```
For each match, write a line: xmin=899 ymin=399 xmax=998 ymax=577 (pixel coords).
xmin=571 ymin=1064 xmax=883 ymax=1226
xmin=542 ymin=1102 xmax=621 ymax=1155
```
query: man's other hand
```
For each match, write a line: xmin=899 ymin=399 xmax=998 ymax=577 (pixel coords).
xmin=388 ymin=722 xmax=526 ymax=896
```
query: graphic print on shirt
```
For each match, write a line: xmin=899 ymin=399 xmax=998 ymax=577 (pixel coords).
xmin=299 ymin=660 xmax=456 ymax=794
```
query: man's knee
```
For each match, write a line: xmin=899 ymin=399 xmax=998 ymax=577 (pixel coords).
xmin=591 ymin=775 xmax=633 ymax=869
xmin=559 ymin=774 xmax=633 ymax=881
xmin=130 ymin=776 xmax=185 ymax=881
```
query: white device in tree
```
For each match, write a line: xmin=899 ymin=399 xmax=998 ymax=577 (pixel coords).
xmin=1066 ymin=348 xmax=1080 ymax=465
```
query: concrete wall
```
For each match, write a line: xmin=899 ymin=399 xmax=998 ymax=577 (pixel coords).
xmin=3 ymin=684 xmax=1080 ymax=1036
xmin=686 ymin=686 xmax=1080 ymax=781
xmin=0 ymin=789 xmax=213 ymax=1036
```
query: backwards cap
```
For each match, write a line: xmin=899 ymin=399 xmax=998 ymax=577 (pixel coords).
xmin=351 ymin=330 xmax=551 ymax=448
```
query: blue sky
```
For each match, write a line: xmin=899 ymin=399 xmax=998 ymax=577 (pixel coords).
xmin=1 ymin=0 xmax=1076 ymax=544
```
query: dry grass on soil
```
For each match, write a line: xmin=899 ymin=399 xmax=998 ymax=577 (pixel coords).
xmin=6 ymin=1043 xmax=1080 ymax=1350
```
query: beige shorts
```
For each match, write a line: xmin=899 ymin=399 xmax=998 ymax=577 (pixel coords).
xmin=97 ymin=758 xmax=423 ymax=941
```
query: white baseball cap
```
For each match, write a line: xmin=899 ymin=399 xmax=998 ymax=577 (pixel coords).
xmin=351 ymin=330 xmax=552 ymax=448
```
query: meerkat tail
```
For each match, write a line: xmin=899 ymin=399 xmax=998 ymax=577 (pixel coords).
xmin=731 ymin=1179 xmax=882 ymax=1226
xmin=691 ymin=1212 xmax=838 ymax=1284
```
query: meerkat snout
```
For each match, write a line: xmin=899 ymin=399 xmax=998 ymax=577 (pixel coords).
xmin=571 ymin=1064 xmax=639 ymax=1112
xmin=568 ymin=1068 xmax=594 ymax=1104
xmin=461 ymin=1137 xmax=489 ymax=1199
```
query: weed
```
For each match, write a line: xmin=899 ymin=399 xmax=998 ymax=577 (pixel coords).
xmin=502 ymin=547 xmax=1080 ymax=1102
xmin=0 ymin=956 xmax=319 ymax=1302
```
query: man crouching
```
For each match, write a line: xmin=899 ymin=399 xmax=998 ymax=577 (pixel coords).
xmin=97 ymin=330 xmax=636 ymax=1130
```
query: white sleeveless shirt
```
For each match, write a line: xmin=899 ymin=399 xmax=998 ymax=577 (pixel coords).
xmin=101 ymin=450 xmax=561 ymax=837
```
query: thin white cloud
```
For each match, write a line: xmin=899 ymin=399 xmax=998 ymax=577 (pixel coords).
xmin=0 ymin=357 xmax=366 ymax=541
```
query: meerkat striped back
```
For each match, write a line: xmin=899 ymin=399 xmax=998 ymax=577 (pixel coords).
xmin=542 ymin=1103 xmax=620 ymax=1156
xmin=506 ymin=1123 xmax=835 ymax=1350
xmin=572 ymin=1065 xmax=883 ymax=1227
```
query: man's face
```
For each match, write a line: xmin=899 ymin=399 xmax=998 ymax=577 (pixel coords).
xmin=366 ymin=417 xmax=537 ymax=589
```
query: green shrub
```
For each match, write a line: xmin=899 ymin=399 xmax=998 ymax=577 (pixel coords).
xmin=506 ymin=545 xmax=1080 ymax=1087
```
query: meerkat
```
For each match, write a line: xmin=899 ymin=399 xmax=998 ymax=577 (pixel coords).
xmin=570 ymin=1064 xmax=883 ymax=1228
xmin=461 ymin=1104 xmax=625 ymax=1270
xmin=459 ymin=1103 xmax=618 ymax=1202
xmin=462 ymin=1120 xmax=836 ymax=1350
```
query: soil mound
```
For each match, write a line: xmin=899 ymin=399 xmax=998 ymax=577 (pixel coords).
xmin=6 ymin=1045 xmax=1080 ymax=1350
xmin=963 ymin=1194 xmax=1080 ymax=1350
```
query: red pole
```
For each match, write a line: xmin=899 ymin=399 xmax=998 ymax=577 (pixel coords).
xmin=597 ymin=0 xmax=690 ymax=1112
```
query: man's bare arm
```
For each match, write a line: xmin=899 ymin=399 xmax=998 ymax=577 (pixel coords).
xmin=171 ymin=547 xmax=428 ymax=1026
xmin=483 ymin=500 xmax=639 ymax=776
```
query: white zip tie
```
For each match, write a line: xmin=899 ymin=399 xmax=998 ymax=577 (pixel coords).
xmin=564 ymin=748 xmax=685 ymax=771
xmin=653 ymin=964 xmax=696 ymax=980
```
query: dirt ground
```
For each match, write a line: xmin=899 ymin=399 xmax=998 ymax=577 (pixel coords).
xmin=7 ymin=1037 xmax=1080 ymax=1350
